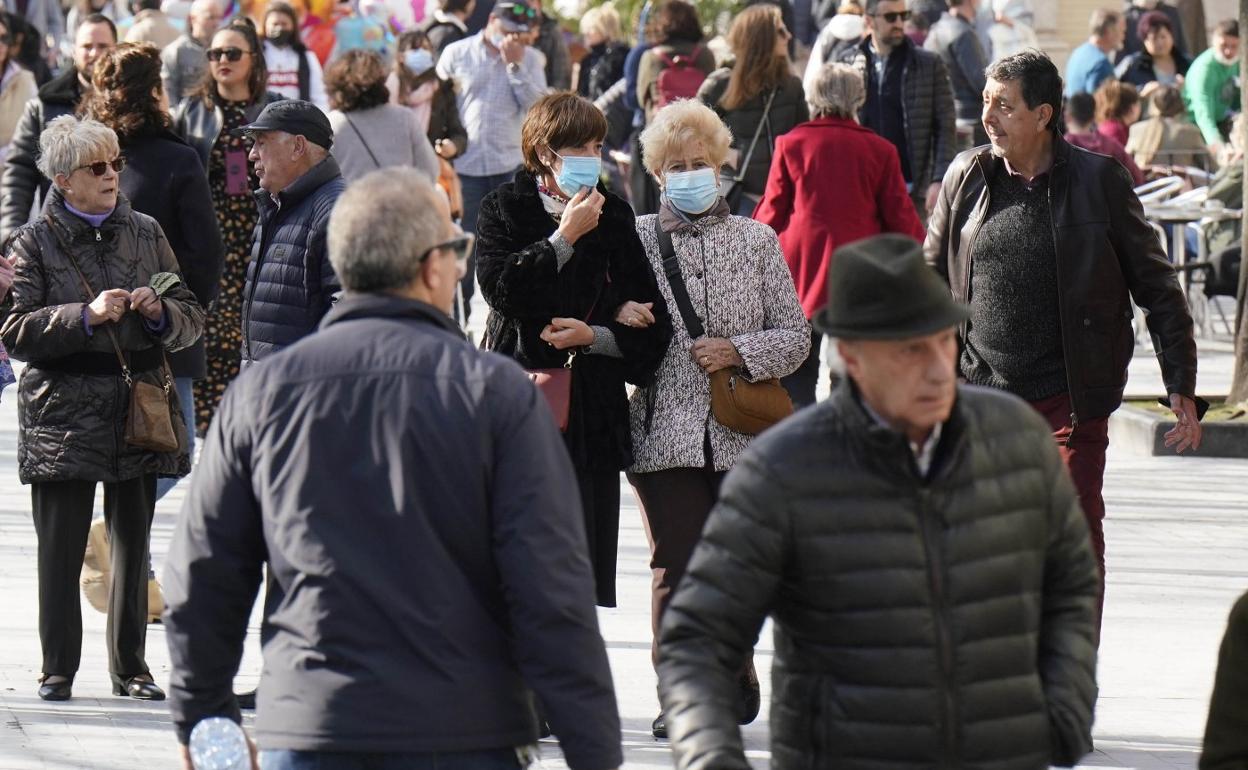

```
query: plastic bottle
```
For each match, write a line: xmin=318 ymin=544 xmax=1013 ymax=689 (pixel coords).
xmin=188 ymin=717 xmax=251 ymax=770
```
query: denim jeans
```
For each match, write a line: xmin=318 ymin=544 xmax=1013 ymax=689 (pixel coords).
xmin=260 ymin=747 xmax=525 ymax=770
xmin=155 ymin=376 xmax=195 ymax=501
xmin=457 ymin=169 xmax=519 ymax=322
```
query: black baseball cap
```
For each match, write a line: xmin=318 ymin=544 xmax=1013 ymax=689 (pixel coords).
xmin=233 ymin=99 xmax=334 ymax=149
xmin=493 ymin=0 xmax=537 ymax=32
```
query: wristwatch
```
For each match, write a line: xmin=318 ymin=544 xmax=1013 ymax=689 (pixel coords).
xmin=506 ymin=61 xmax=521 ymax=74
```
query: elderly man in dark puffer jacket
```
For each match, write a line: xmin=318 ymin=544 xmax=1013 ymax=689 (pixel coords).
xmin=237 ymin=99 xmax=346 ymax=365
xmin=657 ymin=234 xmax=1100 ymax=770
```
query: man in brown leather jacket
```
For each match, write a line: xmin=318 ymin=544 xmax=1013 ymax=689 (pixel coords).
xmin=925 ymin=49 xmax=1202 ymax=631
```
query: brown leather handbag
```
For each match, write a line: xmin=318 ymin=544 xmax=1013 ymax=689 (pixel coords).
xmin=654 ymin=218 xmax=793 ymax=435
xmin=62 ymin=233 xmax=181 ymax=453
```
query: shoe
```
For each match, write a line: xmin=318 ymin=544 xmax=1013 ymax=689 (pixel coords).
xmin=147 ymin=577 xmax=165 ymax=624
xmin=538 ymin=719 xmax=552 ymax=739
xmin=651 ymin=711 xmax=667 ymax=740
xmin=111 ymin=674 xmax=165 ymax=700
xmin=236 ymin=690 xmax=256 ymax=710
xmin=37 ymin=675 xmax=72 ymax=701
xmin=737 ymin=663 xmax=761 ymax=725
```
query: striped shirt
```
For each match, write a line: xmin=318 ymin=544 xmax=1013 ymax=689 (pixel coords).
xmin=437 ymin=32 xmax=547 ymax=176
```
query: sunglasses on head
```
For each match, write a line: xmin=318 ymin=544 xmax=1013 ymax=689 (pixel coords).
xmin=77 ymin=157 xmax=126 ymax=176
xmin=873 ymin=10 xmax=910 ymax=22
xmin=207 ymin=46 xmax=250 ymax=62
xmin=420 ymin=233 xmax=474 ymax=265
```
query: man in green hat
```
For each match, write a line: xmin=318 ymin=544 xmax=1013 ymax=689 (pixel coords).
xmin=655 ymin=233 xmax=1101 ymax=770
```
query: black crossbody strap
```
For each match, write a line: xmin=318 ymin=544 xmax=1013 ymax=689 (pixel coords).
xmin=654 ymin=216 xmax=704 ymax=339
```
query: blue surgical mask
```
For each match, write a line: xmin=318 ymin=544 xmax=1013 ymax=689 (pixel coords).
xmin=664 ymin=168 xmax=720 ymax=214
xmin=404 ymin=48 xmax=434 ymax=74
xmin=555 ymin=153 xmax=601 ymax=194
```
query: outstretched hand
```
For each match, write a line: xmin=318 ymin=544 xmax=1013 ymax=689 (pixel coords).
xmin=1164 ymin=394 xmax=1203 ymax=454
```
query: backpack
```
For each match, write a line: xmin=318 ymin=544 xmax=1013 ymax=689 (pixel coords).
xmin=655 ymin=44 xmax=706 ymax=108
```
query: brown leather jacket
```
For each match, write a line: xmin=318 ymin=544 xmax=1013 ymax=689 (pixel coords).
xmin=924 ymin=134 xmax=1196 ymax=422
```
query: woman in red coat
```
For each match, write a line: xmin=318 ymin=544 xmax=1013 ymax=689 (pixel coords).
xmin=754 ymin=62 xmax=925 ymax=407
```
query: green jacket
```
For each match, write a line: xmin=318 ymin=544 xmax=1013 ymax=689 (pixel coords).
xmin=1184 ymin=48 xmax=1240 ymax=144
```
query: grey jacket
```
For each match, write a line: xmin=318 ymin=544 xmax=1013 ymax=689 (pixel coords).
xmin=327 ymin=104 xmax=440 ymax=183
xmin=161 ymin=34 xmax=208 ymax=102
xmin=1 ymin=190 xmax=204 ymax=483
xmin=658 ymin=382 xmax=1100 ymax=770
xmin=163 ymin=292 xmax=622 ymax=769
xmin=924 ymin=12 xmax=989 ymax=123
xmin=843 ymin=37 xmax=957 ymax=192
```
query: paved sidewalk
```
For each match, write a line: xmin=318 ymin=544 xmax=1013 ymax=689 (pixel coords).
xmin=0 ymin=335 xmax=1245 ymax=769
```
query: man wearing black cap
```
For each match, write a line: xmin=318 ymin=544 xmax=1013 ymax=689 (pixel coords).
xmin=656 ymin=234 xmax=1100 ymax=770
xmin=237 ymin=98 xmax=346 ymax=365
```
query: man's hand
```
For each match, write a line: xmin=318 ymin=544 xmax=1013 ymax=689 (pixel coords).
xmin=541 ymin=317 xmax=595 ymax=349
xmin=925 ymin=182 xmax=941 ymax=216
xmin=614 ymin=300 xmax=655 ymax=328
xmin=0 ymin=254 xmax=13 ymax=300
xmin=129 ymin=286 xmax=165 ymax=323
xmin=1164 ymin=393 xmax=1203 ymax=454
xmin=179 ymin=734 xmax=259 ymax=769
xmin=499 ymin=33 xmax=526 ymax=64
xmin=690 ymin=337 xmax=742 ymax=374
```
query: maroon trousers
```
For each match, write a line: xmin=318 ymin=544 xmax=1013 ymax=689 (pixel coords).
xmin=1029 ymin=392 xmax=1109 ymax=629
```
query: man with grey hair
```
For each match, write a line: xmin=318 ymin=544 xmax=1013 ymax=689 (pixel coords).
xmin=160 ymin=0 xmax=223 ymax=100
xmin=236 ymin=99 xmax=346 ymax=365
xmin=163 ymin=167 xmax=624 ymax=770
xmin=657 ymin=234 xmax=1099 ymax=769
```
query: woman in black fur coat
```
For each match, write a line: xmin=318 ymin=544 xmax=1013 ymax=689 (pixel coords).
xmin=476 ymin=92 xmax=672 ymax=608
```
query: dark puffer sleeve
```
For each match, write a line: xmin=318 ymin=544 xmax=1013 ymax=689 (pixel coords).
xmin=150 ymin=225 xmax=205 ymax=354
xmin=657 ymin=450 xmax=788 ymax=770
xmin=0 ymin=227 xmax=90 ymax=361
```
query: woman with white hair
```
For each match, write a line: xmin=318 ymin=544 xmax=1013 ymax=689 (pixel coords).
xmin=0 ymin=115 xmax=204 ymax=703
xmin=755 ymin=62 xmax=924 ymax=407
xmin=629 ymin=98 xmax=808 ymax=739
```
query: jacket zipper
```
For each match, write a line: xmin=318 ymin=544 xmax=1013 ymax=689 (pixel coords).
xmin=95 ymin=229 xmax=122 ymax=479
xmin=918 ymin=487 xmax=958 ymax=766
xmin=1045 ymin=168 xmax=1080 ymax=444
xmin=241 ymin=208 xmax=273 ymax=362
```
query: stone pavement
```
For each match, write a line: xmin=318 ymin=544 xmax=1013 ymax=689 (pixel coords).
xmin=0 ymin=332 xmax=1245 ymax=770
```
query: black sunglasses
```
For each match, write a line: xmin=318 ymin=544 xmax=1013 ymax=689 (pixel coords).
xmin=420 ymin=233 xmax=474 ymax=265
xmin=77 ymin=157 xmax=126 ymax=176
xmin=207 ymin=46 xmax=251 ymax=62
xmin=873 ymin=10 xmax=911 ymax=22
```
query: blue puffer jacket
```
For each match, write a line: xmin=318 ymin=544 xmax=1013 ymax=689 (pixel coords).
xmin=241 ymin=156 xmax=346 ymax=362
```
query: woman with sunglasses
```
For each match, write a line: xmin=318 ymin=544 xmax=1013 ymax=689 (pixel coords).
xmin=0 ymin=115 xmax=204 ymax=703
xmin=476 ymin=92 xmax=672 ymax=612
xmin=173 ymin=16 xmax=282 ymax=435
xmin=696 ymin=4 xmax=806 ymax=215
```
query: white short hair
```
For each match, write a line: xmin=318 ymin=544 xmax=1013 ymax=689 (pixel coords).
xmin=808 ymin=63 xmax=865 ymax=119
xmin=581 ymin=2 xmax=623 ymax=42
xmin=639 ymin=99 xmax=733 ymax=178
xmin=327 ymin=167 xmax=447 ymax=292
xmin=37 ymin=115 xmax=120 ymax=181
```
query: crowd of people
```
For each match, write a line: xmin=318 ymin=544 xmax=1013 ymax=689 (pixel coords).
xmin=0 ymin=0 xmax=1244 ymax=768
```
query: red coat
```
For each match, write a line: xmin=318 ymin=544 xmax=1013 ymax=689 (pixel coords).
xmin=753 ymin=116 xmax=925 ymax=319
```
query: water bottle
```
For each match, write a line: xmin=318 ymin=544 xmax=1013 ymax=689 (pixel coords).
xmin=188 ymin=717 xmax=251 ymax=770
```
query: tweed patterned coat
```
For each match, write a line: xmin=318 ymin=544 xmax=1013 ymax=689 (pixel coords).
xmin=629 ymin=209 xmax=809 ymax=473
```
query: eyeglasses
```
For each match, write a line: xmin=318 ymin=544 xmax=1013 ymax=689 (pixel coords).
xmin=872 ymin=10 xmax=911 ymax=23
xmin=419 ymin=233 xmax=474 ymax=265
xmin=77 ymin=157 xmax=126 ymax=176
xmin=207 ymin=46 xmax=251 ymax=62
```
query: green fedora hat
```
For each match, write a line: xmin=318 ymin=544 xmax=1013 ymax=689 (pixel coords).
xmin=813 ymin=234 xmax=970 ymax=340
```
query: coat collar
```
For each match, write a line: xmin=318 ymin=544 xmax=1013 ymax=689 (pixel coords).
xmin=970 ymin=131 xmax=1072 ymax=182
xmin=658 ymin=197 xmax=731 ymax=233
xmin=45 ymin=186 xmax=134 ymax=241
xmin=255 ymin=155 xmax=343 ymax=214
xmin=320 ymin=292 xmax=465 ymax=338
xmin=37 ymin=66 xmax=80 ymax=105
